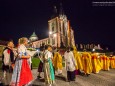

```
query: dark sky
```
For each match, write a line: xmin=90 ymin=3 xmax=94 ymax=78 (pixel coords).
xmin=0 ymin=0 xmax=115 ymax=50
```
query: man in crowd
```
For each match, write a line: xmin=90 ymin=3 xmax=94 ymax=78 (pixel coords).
xmin=64 ymin=47 xmax=77 ymax=82
xmin=53 ymin=49 xmax=63 ymax=75
xmin=82 ymin=50 xmax=92 ymax=76
xmin=2 ymin=40 xmax=15 ymax=85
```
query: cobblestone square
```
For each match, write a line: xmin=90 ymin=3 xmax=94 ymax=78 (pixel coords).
xmin=32 ymin=69 xmax=115 ymax=86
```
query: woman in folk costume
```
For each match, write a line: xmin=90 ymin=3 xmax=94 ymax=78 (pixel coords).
xmin=43 ymin=45 xmax=55 ymax=86
xmin=72 ymin=46 xmax=83 ymax=75
xmin=91 ymin=52 xmax=102 ymax=73
xmin=109 ymin=55 xmax=115 ymax=69
xmin=64 ymin=47 xmax=77 ymax=82
xmin=10 ymin=37 xmax=33 ymax=86
xmin=52 ymin=49 xmax=63 ymax=75
xmin=82 ymin=51 xmax=92 ymax=76
xmin=100 ymin=54 xmax=110 ymax=71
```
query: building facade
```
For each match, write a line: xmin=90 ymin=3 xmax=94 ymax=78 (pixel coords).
xmin=48 ymin=5 xmax=75 ymax=48
xmin=31 ymin=38 xmax=49 ymax=48
xmin=48 ymin=16 xmax=75 ymax=47
xmin=30 ymin=5 xmax=75 ymax=48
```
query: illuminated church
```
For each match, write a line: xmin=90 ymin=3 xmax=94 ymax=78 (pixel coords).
xmin=29 ymin=4 xmax=75 ymax=48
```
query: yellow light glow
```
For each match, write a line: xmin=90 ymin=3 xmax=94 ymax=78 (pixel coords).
xmin=53 ymin=34 xmax=57 ymax=37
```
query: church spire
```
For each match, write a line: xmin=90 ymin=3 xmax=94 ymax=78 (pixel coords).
xmin=59 ymin=3 xmax=67 ymax=20
xmin=51 ymin=6 xmax=58 ymax=19
xmin=59 ymin=3 xmax=64 ymax=16
xmin=54 ymin=6 xmax=57 ymax=15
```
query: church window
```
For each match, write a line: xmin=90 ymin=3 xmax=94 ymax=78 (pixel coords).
xmin=52 ymin=22 xmax=55 ymax=32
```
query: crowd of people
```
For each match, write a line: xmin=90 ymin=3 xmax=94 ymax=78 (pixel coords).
xmin=1 ymin=37 xmax=115 ymax=86
xmin=1 ymin=37 xmax=33 ymax=86
xmin=37 ymin=44 xmax=115 ymax=85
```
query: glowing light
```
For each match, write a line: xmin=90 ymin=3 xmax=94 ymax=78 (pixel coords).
xmin=96 ymin=53 xmax=99 ymax=55
xmin=53 ymin=34 xmax=57 ymax=37
xmin=49 ymin=31 xmax=52 ymax=34
xmin=92 ymin=49 xmax=95 ymax=52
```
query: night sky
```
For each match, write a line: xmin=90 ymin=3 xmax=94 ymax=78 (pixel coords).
xmin=0 ymin=0 xmax=115 ymax=50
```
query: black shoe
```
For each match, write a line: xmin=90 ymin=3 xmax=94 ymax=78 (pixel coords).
xmin=81 ymin=73 xmax=85 ymax=76
xmin=37 ymin=76 xmax=42 ymax=78
xmin=0 ymin=83 xmax=4 ymax=86
xmin=71 ymin=79 xmax=75 ymax=81
xmin=66 ymin=79 xmax=70 ymax=82
xmin=86 ymin=74 xmax=90 ymax=77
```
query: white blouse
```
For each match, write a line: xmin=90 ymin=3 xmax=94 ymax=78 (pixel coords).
xmin=64 ymin=51 xmax=76 ymax=71
xmin=18 ymin=44 xmax=31 ymax=63
xmin=3 ymin=49 xmax=10 ymax=65
xmin=18 ymin=44 xmax=28 ymax=57
xmin=44 ymin=50 xmax=53 ymax=60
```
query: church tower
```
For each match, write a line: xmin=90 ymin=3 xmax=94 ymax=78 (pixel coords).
xmin=48 ymin=4 xmax=75 ymax=48
xmin=48 ymin=6 xmax=60 ymax=47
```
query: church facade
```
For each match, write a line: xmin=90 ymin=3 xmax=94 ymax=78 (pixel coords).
xmin=48 ymin=16 xmax=75 ymax=47
xmin=29 ymin=5 xmax=75 ymax=48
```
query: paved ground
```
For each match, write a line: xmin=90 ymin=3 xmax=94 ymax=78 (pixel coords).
xmin=31 ymin=68 xmax=115 ymax=86
xmin=0 ymin=68 xmax=115 ymax=86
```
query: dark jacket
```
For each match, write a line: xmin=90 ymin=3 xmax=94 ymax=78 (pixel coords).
xmin=2 ymin=47 xmax=14 ymax=72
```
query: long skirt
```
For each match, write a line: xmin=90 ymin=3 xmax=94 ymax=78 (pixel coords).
xmin=10 ymin=58 xmax=33 ymax=86
xmin=44 ymin=59 xmax=55 ymax=85
xmin=67 ymin=71 xmax=75 ymax=81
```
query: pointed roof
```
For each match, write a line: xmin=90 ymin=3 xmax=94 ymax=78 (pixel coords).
xmin=59 ymin=3 xmax=64 ymax=15
xmin=59 ymin=3 xmax=67 ymax=20
xmin=51 ymin=6 xmax=58 ymax=19
xmin=54 ymin=6 xmax=57 ymax=14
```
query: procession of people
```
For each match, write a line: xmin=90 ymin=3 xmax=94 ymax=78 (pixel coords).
xmin=1 ymin=37 xmax=115 ymax=86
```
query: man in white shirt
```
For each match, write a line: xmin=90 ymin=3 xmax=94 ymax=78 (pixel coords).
xmin=64 ymin=47 xmax=77 ymax=82
xmin=2 ymin=40 xmax=15 ymax=85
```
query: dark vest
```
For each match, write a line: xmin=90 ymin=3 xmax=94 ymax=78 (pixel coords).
xmin=2 ymin=47 xmax=14 ymax=72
